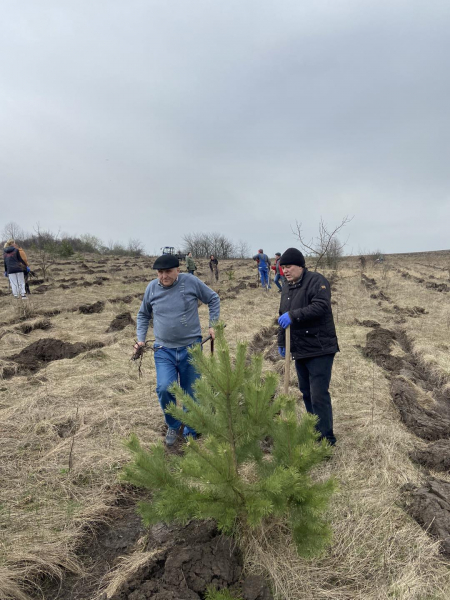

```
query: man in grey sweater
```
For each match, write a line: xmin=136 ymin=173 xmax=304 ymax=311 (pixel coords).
xmin=134 ymin=254 xmax=220 ymax=445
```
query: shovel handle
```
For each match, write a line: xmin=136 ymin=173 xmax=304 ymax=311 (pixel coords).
xmin=284 ymin=325 xmax=291 ymax=394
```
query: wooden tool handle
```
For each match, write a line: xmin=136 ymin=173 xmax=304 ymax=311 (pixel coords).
xmin=284 ymin=325 xmax=290 ymax=394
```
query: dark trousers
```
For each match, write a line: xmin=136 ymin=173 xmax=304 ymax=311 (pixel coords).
xmin=295 ymin=353 xmax=336 ymax=445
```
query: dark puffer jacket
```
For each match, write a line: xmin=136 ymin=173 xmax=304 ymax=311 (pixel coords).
xmin=278 ymin=269 xmax=339 ymax=359
xmin=3 ymin=246 xmax=27 ymax=275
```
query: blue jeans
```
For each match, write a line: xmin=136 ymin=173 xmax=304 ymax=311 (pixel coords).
xmin=153 ymin=339 xmax=201 ymax=436
xmin=274 ymin=273 xmax=283 ymax=290
xmin=259 ymin=268 xmax=270 ymax=288
xmin=295 ymin=354 xmax=336 ymax=445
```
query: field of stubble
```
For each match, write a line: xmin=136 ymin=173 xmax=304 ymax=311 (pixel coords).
xmin=1 ymin=252 xmax=449 ymax=600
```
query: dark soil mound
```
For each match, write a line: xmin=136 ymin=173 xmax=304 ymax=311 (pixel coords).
xmin=393 ymin=305 xmax=427 ymax=317
xmin=390 ymin=377 xmax=450 ymax=441
xmin=104 ymin=521 xmax=272 ymax=600
xmin=79 ymin=301 xmax=105 ymax=314
xmin=249 ymin=326 xmax=278 ymax=355
xmin=82 ymin=279 xmax=104 ymax=287
xmin=411 ymin=440 xmax=450 ymax=472
xmin=355 ymin=319 xmax=380 ymax=328
xmin=109 ymin=294 xmax=140 ymax=304
xmin=361 ymin=328 xmax=404 ymax=374
xmin=425 ymin=281 xmax=449 ymax=292
xmin=230 ymin=281 xmax=248 ymax=293
xmin=10 ymin=338 xmax=105 ymax=374
xmin=361 ymin=274 xmax=377 ymax=289
xmin=59 ymin=283 xmax=77 ymax=289
xmin=107 ymin=312 xmax=135 ymax=332
xmin=33 ymin=284 xmax=52 ymax=294
xmin=248 ymin=282 xmax=258 ymax=288
xmin=403 ymin=478 xmax=450 ymax=556
xmin=370 ymin=290 xmax=391 ymax=302
xmin=17 ymin=318 xmax=52 ymax=334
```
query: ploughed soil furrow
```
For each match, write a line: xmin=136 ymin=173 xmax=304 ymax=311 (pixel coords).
xmin=218 ymin=279 xmax=249 ymax=301
xmin=39 ymin=491 xmax=272 ymax=600
xmin=1 ymin=338 xmax=105 ymax=379
xmin=249 ymin=321 xmax=281 ymax=365
xmin=106 ymin=311 xmax=135 ymax=333
xmin=361 ymin=274 xmax=428 ymax=322
xmin=78 ymin=300 xmax=105 ymax=314
xmin=108 ymin=293 xmax=142 ymax=304
xmin=393 ymin=267 xmax=450 ymax=293
xmin=402 ymin=479 xmax=450 ymax=557
xmin=361 ymin=326 xmax=450 ymax=556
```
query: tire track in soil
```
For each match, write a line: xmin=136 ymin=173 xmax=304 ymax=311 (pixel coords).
xmin=360 ymin=325 xmax=450 ymax=557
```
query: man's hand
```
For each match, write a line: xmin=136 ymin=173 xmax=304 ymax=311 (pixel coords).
xmin=278 ymin=346 xmax=286 ymax=358
xmin=133 ymin=341 xmax=145 ymax=354
xmin=278 ymin=312 xmax=292 ymax=329
xmin=208 ymin=327 xmax=215 ymax=340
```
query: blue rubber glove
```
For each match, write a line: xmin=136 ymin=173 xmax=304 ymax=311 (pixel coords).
xmin=26 ymin=266 xmax=31 ymax=273
xmin=278 ymin=346 xmax=286 ymax=358
xmin=278 ymin=312 xmax=292 ymax=329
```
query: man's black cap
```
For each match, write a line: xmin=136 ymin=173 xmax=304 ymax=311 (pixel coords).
xmin=153 ymin=254 xmax=180 ymax=269
xmin=279 ymin=247 xmax=305 ymax=267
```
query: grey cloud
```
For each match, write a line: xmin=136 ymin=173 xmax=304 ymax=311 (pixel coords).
xmin=1 ymin=0 xmax=450 ymax=254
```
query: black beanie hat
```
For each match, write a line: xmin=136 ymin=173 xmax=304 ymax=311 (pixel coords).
xmin=153 ymin=254 xmax=180 ymax=269
xmin=279 ymin=247 xmax=305 ymax=267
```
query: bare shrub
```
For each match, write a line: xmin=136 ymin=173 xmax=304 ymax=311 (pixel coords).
xmin=292 ymin=216 xmax=352 ymax=271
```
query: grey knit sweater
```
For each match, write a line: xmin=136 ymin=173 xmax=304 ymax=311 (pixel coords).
xmin=136 ymin=273 xmax=220 ymax=347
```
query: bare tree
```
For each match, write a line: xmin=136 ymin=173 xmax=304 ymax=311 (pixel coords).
xmin=182 ymin=232 xmax=237 ymax=259
xmin=292 ymin=216 xmax=353 ymax=271
xmin=79 ymin=233 xmax=103 ymax=253
xmin=31 ymin=224 xmax=59 ymax=280
xmin=235 ymin=239 xmax=250 ymax=259
xmin=2 ymin=221 xmax=24 ymax=243
xmin=127 ymin=238 xmax=145 ymax=256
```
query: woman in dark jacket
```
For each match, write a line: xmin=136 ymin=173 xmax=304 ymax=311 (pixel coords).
xmin=4 ymin=239 xmax=28 ymax=299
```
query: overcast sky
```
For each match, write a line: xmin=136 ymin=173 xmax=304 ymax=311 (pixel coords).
xmin=1 ymin=0 xmax=449 ymax=255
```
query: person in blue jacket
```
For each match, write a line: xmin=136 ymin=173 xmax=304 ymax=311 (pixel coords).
xmin=252 ymin=249 xmax=271 ymax=289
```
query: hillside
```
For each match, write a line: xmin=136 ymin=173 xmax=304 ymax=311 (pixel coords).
xmin=1 ymin=252 xmax=449 ymax=600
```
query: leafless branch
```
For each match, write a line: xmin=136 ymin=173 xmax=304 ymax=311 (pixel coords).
xmin=292 ymin=215 xmax=353 ymax=270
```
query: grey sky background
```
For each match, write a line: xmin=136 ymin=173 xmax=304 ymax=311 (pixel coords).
xmin=1 ymin=0 xmax=449 ymax=255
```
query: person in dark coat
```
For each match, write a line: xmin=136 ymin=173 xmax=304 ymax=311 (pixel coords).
xmin=209 ymin=255 xmax=219 ymax=282
xmin=3 ymin=239 xmax=29 ymax=299
xmin=277 ymin=247 xmax=339 ymax=445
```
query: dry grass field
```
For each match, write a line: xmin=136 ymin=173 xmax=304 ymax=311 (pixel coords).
xmin=1 ymin=251 xmax=450 ymax=599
